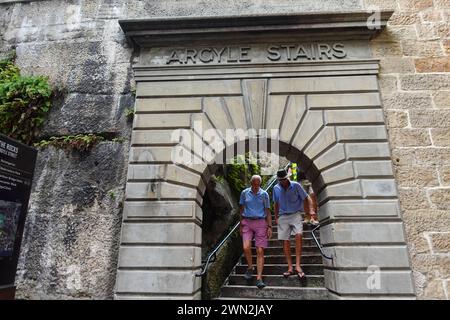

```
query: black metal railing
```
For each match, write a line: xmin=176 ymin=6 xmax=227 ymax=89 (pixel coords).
xmin=311 ymin=223 xmax=333 ymax=260
xmin=196 ymin=163 xmax=289 ymax=277
xmin=195 ymin=162 xmax=333 ymax=276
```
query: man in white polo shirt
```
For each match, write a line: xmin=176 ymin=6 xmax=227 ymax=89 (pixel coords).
xmin=273 ymin=169 xmax=317 ymax=279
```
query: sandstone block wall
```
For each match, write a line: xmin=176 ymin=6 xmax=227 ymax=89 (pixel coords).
xmin=364 ymin=0 xmax=450 ymax=299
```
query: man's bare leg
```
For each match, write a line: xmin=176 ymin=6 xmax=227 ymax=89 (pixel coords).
xmin=295 ymin=233 xmax=304 ymax=276
xmin=243 ymin=240 xmax=253 ymax=270
xmin=283 ymin=239 xmax=293 ymax=273
xmin=256 ymin=247 xmax=264 ymax=280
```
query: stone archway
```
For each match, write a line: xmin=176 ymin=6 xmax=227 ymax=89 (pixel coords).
xmin=114 ymin=12 xmax=415 ymax=299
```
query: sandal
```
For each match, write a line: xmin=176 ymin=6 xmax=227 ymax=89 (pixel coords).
xmin=283 ymin=270 xmax=295 ymax=278
xmin=296 ymin=269 xmax=306 ymax=279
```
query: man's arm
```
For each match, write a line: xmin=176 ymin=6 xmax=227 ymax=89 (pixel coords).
xmin=306 ymin=195 xmax=317 ymax=217
xmin=274 ymin=202 xmax=279 ymax=224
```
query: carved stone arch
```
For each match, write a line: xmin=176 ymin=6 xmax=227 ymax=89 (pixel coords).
xmin=114 ymin=12 xmax=415 ymax=300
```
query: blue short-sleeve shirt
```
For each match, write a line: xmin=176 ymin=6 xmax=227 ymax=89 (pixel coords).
xmin=239 ymin=187 xmax=270 ymax=218
xmin=273 ymin=181 xmax=308 ymax=215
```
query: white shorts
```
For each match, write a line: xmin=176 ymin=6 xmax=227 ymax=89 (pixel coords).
xmin=277 ymin=211 xmax=303 ymax=240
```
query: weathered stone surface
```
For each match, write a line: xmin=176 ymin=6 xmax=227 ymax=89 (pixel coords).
xmin=336 ymin=125 xmax=387 ymax=142
xmin=324 ymin=246 xmax=411 ymax=268
xmin=201 ymin=176 xmax=239 ymax=253
xmin=118 ymin=246 xmax=201 ymax=268
xmin=345 ymin=142 xmax=391 ymax=159
xmin=378 ymin=75 xmax=398 ymax=94
xmin=313 ymin=143 xmax=346 ymax=171
xmin=279 ymin=95 xmax=306 ymax=142
xmin=401 ymin=74 xmax=450 ymax=90
xmin=422 ymin=279 xmax=447 ymax=299
xmin=323 ymin=221 xmax=407 ymax=245
xmin=429 ymin=188 xmax=450 ymax=209
xmin=370 ymin=42 xmax=403 ymax=57
xmin=432 ymin=91 xmax=450 ymax=108
xmin=375 ymin=25 xmax=417 ymax=42
xmin=137 ymin=80 xmax=241 ymax=97
xmin=318 ymin=180 xmax=362 ymax=203
xmin=123 ymin=201 xmax=202 ymax=220
xmin=388 ymin=129 xmax=432 ymax=147
xmin=363 ymin=0 xmax=398 ymax=10
xmin=134 ymin=113 xmax=191 ymax=129
xmin=389 ymin=12 xmax=419 ymax=25
xmin=392 ymin=147 xmax=450 ymax=166
xmin=402 ymin=209 xmax=450 ymax=254
xmin=394 ymin=165 xmax=439 ymax=187
xmin=415 ymin=23 xmax=440 ymax=41
xmin=121 ymin=222 xmax=202 ymax=245
xmin=319 ymin=199 xmax=401 ymax=220
xmin=398 ymin=188 xmax=431 ymax=210
xmin=324 ymin=269 xmax=415 ymax=295
xmin=382 ymin=92 xmax=432 ymax=110
xmin=321 ymin=161 xmax=354 ymax=184
xmin=398 ymin=0 xmax=434 ymax=10
xmin=415 ymin=57 xmax=450 ymax=73
xmin=420 ymin=9 xmax=443 ymax=22
xmin=15 ymin=142 xmax=127 ymax=299
xmin=362 ymin=179 xmax=398 ymax=197
xmin=431 ymin=128 xmax=450 ymax=146
xmin=409 ymin=110 xmax=450 ymax=128
xmin=291 ymin=110 xmax=323 ymax=151
xmin=270 ymin=75 xmax=378 ymax=93
xmin=380 ymin=57 xmax=415 ymax=73
xmin=401 ymin=41 xmax=444 ymax=57
xmin=304 ymin=127 xmax=336 ymax=160
xmin=428 ymin=232 xmax=450 ymax=253
xmin=354 ymin=160 xmax=394 ymax=177
xmin=325 ymin=109 xmax=384 ymax=125
xmin=307 ymin=93 xmax=381 ymax=109
xmin=41 ymin=93 xmax=133 ymax=136
xmin=385 ymin=110 xmax=408 ymax=128
xmin=135 ymin=97 xmax=202 ymax=113
xmin=115 ymin=270 xmax=201 ymax=294
xmin=439 ymin=166 xmax=450 ymax=186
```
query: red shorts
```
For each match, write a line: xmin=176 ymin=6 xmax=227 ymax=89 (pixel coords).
xmin=241 ymin=218 xmax=268 ymax=248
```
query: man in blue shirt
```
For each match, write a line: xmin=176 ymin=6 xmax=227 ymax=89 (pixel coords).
xmin=239 ymin=175 xmax=272 ymax=289
xmin=273 ymin=169 xmax=317 ymax=279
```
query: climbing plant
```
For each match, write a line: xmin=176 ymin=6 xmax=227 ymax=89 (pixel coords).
xmin=224 ymin=153 xmax=272 ymax=199
xmin=34 ymin=134 xmax=105 ymax=152
xmin=0 ymin=52 xmax=52 ymax=145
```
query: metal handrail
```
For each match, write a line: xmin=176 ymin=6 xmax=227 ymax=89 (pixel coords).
xmin=311 ymin=223 xmax=333 ymax=260
xmin=195 ymin=163 xmax=290 ymax=277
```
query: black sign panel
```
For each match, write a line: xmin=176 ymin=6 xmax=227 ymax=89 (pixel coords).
xmin=0 ymin=134 xmax=37 ymax=287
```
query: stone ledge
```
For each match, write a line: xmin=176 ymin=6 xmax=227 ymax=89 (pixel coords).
xmin=119 ymin=11 xmax=394 ymax=47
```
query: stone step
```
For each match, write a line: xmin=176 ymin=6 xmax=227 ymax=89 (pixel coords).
xmin=271 ymin=231 xmax=319 ymax=237
xmin=220 ymin=285 xmax=329 ymax=300
xmin=227 ymin=274 xmax=325 ymax=287
xmin=270 ymin=225 xmax=318 ymax=230
xmin=241 ymin=254 xmax=323 ymax=264
xmin=250 ymin=246 xmax=321 ymax=255
xmin=265 ymin=238 xmax=318 ymax=247
xmin=235 ymin=264 xmax=324 ymax=275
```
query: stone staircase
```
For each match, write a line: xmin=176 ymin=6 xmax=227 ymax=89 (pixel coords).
xmin=217 ymin=222 xmax=329 ymax=300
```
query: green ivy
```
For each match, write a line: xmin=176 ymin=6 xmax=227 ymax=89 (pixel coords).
xmin=225 ymin=153 xmax=263 ymax=199
xmin=34 ymin=134 xmax=105 ymax=152
xmin=0 ymin=53 xmax=52 ymax=145
xmin=125 ymin=107 xmax=134 ymax=121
